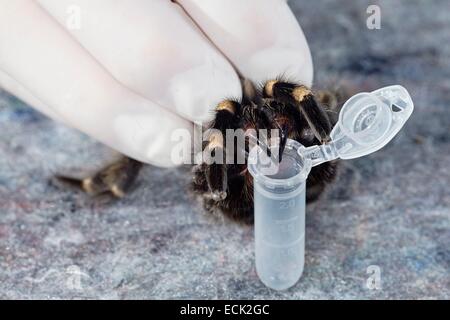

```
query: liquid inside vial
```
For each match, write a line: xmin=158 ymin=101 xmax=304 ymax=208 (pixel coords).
xmin=267 ymin=155 xmax=303 ymax=179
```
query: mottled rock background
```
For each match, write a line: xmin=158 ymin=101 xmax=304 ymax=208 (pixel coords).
xmin=0 ymin=0 xmax=449 ymax=299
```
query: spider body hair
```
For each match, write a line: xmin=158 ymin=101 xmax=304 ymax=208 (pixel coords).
xmin=192 ymin=78 xmax=341 ymax=224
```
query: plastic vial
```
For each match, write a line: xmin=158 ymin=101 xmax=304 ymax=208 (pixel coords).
xmin=248 ymin=140 xmax=312 ymax=291
xmin=247 ymin=85 xmax=414 ymax=291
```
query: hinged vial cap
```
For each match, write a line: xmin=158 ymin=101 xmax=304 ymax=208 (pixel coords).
xmin=302 ymin=85 xmax=414 ymax=167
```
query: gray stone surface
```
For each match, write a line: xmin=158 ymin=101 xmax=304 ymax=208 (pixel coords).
xmin=0 ymin=0 xmax=449 ymax=299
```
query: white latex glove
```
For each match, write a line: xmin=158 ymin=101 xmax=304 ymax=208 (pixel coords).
xmin=0 ymin=0 xmax=313 ymax=167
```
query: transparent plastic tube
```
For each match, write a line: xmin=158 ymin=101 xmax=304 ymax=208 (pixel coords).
xmin=248 ymin=85 xmax=414 ymax=290
xmin=248 ymin=140 xmax=312 ymax=291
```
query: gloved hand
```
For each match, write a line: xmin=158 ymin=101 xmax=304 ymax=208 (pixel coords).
xmin=0 ymin=0 xmax=313 ymax=167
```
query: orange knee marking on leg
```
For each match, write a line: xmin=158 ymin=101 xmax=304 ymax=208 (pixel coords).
xmin=207 ymin=132 xmax=224 ymax=150
xmin=292 ymin=86 xmax=312 ymax=102
xmin=216 ymin=101 xmax=236 ymax=114
xmin=111 ymin=185 xmax=125 ymax=198
xmin=264 ymin=80 xmax=278 ymax=97
xmin=82 ymin=178 xmax=94 ymax=194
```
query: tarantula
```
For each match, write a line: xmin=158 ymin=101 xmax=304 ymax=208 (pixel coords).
xmin=59 ymin=78 xmax=344 ymax=224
